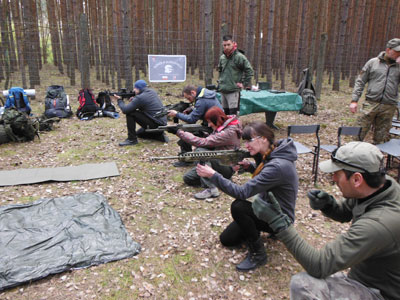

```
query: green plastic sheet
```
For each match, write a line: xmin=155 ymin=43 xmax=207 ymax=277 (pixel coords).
xmin=0 ymin=193 xmax=140 ymax=291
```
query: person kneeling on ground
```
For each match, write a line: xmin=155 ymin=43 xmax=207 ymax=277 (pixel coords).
xmin=168 ymin=106 xmax=241 ymax=200
xmin=196 ymin=121 xmax=298 ymax=271
xmin=112 ymin=79 xmax=169 ymax=146
xmin=167 ymin=85 xmax=223 ymax=167
xmin=252 ymin=141 xmax=400 ymax=300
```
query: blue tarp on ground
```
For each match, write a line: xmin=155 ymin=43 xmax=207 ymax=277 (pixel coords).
xmin=0 ymin=193 xmax=141 ymax=291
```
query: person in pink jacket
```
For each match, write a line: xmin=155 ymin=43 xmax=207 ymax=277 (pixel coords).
xmin=170 ymin=106 xmax=242 ymax=199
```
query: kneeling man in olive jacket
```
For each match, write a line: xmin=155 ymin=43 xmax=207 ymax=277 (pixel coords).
xmin=252 ymin=141 xmax=400 ymax=300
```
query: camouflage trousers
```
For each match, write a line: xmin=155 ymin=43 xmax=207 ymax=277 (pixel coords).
xmin=290 ymin=272 xmax=384 ymax=300
xmin=356 ymin=100 xmax=397 ymax=144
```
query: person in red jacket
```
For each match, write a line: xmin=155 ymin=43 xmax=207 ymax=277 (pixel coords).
xmin=168 ymin=106 xmax=242 ymax=199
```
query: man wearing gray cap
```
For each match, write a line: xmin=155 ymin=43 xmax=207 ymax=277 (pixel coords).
xmin=252 ymin=142 xmax=400 ymax=300
xmin=350 ymin=38 xmax=400 ymax=144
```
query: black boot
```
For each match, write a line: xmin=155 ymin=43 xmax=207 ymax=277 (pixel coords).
xmin=236 ymin=237 xmax=267 ymax=272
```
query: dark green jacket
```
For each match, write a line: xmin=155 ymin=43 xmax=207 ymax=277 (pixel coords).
xmin=218 ymin=50 xmax=254 ymax=93
xmin=277 ymin=176 xmax=400 ymax=300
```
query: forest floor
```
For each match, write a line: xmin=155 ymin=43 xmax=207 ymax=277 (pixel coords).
xmin=0 ymin=65 xmax=396 ymax=300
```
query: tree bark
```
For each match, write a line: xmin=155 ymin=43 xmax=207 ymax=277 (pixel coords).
xmin=204 ymin=0 xmax=213 ymax=86
xmin=265 ymin=0 xmax=275 ymax=85
xmin=333 ymin=0 xmax=349 ymax=91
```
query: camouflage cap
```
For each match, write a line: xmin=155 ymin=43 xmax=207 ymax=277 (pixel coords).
xmin=319 ymin=142 xmax=384 ymax=174
xmin=387 ymin=38 xmax=400 ymax=51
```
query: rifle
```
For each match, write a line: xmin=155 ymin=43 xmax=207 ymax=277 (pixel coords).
xmin=150 ymin=149 xmax=251 ymax=165
xmin=107 ymin=88 xmax=136 ymax=99
xmin=154 ymin=101 xmax=191 ymax=119
xmin=145 ymin=123 xmax=212 ymax=134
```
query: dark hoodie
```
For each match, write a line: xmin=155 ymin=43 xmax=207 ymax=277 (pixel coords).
xmin=210 ymin=138 xmax=298 ymax=221
xmin=176 ymin=87 xmax=222 ymax=124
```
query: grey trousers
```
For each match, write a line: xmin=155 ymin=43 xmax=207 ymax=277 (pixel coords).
xmin=182 ymin=148 xmax=234 ymax=188
xmin=221 ymin=91 xmax=240 ymax=110
xmin=290 ymin=272 xmax=384 ymax=300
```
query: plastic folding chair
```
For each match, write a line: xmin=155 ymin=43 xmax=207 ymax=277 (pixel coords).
xmin=376 ymin=139 xmax=400 ymax=182
xmin=320 ymin=126 xmax=362 ymax=153
xmin=287 ymin=124 xmax=320 ymax=184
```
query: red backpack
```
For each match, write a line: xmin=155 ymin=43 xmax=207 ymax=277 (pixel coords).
xmin=76 ymin=89 xmax=99 ymax=119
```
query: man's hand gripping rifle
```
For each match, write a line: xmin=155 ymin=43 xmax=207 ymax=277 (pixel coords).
xmin=150 ymin=149 xmax=251 ymax=166
xmin=154 ymin=101 xmax=191 ymax=119
xmin=145 ymin=123 xmax=212 ymax=134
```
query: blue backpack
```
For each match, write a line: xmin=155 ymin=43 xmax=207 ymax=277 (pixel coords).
xmin=5 ymin=87 xmax=31 ymax=115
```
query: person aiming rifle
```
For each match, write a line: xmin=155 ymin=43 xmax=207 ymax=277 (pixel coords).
xmin=167 ymin=106 xmax=242 ymax=200
xmin=167 ymin=85 xmax=223 ymax=167
xmin=196 ymin=121 xmax=298 ymax=271
xmin=110 ymin=79 xmax=169 ymax=146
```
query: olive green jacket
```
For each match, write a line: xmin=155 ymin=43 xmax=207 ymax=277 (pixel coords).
xmin=217 ymin=50 xmax=254 ymax=93
xmin=277 ymin=176 xmax=400 ymax=300
xmin=352 ymin=51 xmax=400 ymax=105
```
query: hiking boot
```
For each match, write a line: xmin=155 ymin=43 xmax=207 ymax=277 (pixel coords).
xmin=119 ymin=139 xmax=138 ymax=146
xmin=236 ymin=237 xmax=268 ymax=272
xmin=173 ymin=161 xmax=192 ymax=167
xmin=194 ymin=188 xmax=220 ymax=200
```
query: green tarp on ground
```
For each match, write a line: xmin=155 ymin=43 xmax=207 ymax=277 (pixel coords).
xmin=0 ymin=162 xmax=120 ymax=186
xmin=0 ymin=193 xmax=141 ymax=291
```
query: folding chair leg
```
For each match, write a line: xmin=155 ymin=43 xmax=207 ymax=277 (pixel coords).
xmin=312 ymin=147 xmax=320 ymax=184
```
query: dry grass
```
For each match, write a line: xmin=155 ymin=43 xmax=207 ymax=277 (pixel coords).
xmin=0 ymin=65 xmax=395 ymax=300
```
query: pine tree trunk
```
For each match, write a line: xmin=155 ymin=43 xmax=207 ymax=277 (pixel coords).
xmin=333 ymin=0 xmax=349 ymax=91
xmin=265 ymin=0 xmax=275 ymax=85
xmin=204 ymin=0 xmax=213 ymax=86
xmin=280 ymin=0 xmax=290 ymax=89
xmin=10 ymin=0 xmax=27 ymax=88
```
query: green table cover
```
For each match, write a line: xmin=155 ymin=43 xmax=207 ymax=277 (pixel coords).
xmin=216 ymin=90 xmax=302 ymax=116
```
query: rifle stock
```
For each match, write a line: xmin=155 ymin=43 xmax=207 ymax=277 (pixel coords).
xmin=150 ymin=149 xmax=251 ymax=165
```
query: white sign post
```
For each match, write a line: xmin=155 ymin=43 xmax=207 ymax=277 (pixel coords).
xmin=148 ymin=55 xmax=186 ymax=82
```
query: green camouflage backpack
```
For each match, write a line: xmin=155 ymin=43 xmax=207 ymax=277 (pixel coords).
xmin=1 ymin=107 xmax=39 ymax=142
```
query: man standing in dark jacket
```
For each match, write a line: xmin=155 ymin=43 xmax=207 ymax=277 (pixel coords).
xmin=112 ymin=80 xmax=168 ymax=146
xmin=252 ymin=142 xmax=400 ymax=300
xmin=217 ymin=35 xmax=254 ymax=115
xmin=168 ymin=85 xmax=222 ymax=167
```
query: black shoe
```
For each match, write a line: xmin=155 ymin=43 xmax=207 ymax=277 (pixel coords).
xmin=173 ymin=161 xmax=192 ymax=167
xmin=236 ymin=238 xmax=268 ymax=272
xmin=119 ymin=139 xmax=138 ymax=146
xmin=155 ymin=133 xmax=169 ymax=143
xmin=136 ymin=128 xmax=146 ymax=137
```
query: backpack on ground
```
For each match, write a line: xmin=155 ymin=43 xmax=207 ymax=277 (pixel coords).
xmin=76 ymin=89 xmax=99 ymax=119
xmin=0 ymin=107 xmax=38 ymax=142
xmin=44 ymin=85 xmax=72 ymax=118
xmin=298 ymin=68 xmax=317 ymax=116
xmin=299 ymin=88 xmax=317 ymax=116
xmin=4 ymin=87 xmax=32 ymax=115
xmin=96 ymin=91 xmax=116 ymax=112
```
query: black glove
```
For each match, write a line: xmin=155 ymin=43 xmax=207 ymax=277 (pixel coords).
xmin=252 ymin=192 xmax=292 ymax=233
xmin=307 ymin=190 xmax=335 ymax=210
xmin=166 ymin=125 xmax=182 ymax=135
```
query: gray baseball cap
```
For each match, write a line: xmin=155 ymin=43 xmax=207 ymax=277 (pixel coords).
xmin=387 ymin=38 xmax=400 ymax=51
xmin=319 ymin=142 xmax=384 ymax=173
